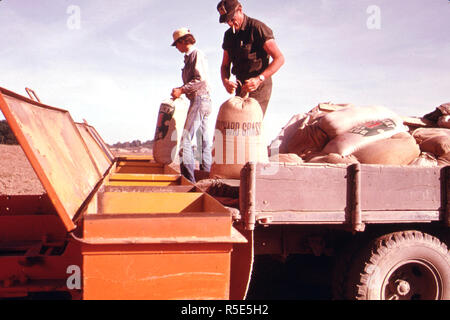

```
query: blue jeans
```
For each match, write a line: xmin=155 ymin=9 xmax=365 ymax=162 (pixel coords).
xmin=179 ymin=95 xmax=212 ymax=183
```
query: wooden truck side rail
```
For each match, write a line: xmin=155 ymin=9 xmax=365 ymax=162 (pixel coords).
xmin=240 ymin=162 xmax=449 ymax=232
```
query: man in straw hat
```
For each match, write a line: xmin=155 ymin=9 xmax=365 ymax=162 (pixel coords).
xmin=171 ymin=28 xmax=212 ymax=183
xmin=217 ymin=0 xmax=285 ymax=116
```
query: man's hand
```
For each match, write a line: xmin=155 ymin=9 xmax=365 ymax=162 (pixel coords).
xmin=171 ymin=87 xmax=183 ymax=99
xmin=242 ymin=77 xmax=263 ymax=93
xmin=223 ymin=78 xmax=238 ymax=94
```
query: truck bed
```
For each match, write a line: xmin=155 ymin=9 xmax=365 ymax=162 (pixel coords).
xmin=240 ymin=162 xmax=449 ymax=231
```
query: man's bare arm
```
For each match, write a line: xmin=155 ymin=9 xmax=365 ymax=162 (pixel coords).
xmin=221 ymin=50 xmax=238 ymax=94
xmin=243 ymin=39 xmax=285 ymax=92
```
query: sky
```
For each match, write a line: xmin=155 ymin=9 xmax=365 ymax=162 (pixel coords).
xmin=0 ymin=0 xmax=449 ymax=145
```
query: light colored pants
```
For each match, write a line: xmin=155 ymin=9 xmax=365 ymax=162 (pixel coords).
xmin=179 ymin=95 xmax=212 ymax=183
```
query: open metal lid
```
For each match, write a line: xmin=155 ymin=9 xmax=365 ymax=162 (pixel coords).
xmin=75 ymin=121 xmax=113 ymax=175
xmin=0 ymin=87 xmax=108 ymax=231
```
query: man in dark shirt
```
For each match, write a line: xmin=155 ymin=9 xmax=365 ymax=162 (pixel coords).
xmin=217 ymin=0 xmax=284 ymax=116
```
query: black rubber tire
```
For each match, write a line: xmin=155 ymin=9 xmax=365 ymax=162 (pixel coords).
xmin=345 ymin=230 xmax=450 ymax=300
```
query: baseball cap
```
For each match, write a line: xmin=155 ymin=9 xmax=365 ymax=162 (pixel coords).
xmin=217 ymin=0 xmax=240 ymax=23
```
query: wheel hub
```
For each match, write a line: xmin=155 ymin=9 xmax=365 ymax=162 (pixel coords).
xmin=395 ymin=280 xmax=410 ymax=296
xmin=383 ymin=260 xmax=442 ymax=300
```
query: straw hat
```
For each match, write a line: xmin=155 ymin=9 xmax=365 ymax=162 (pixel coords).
xmin=171 ymin=27 xmax=191 ymax=46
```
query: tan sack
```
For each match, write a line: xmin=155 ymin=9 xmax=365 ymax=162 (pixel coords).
xmin=352 ymin=134 xmax=420 ymax=165
xmin=391 ymin=132 xmax=412 ymax=139
xmin=287 ymin=123 xmax=329 ymax=158
xmin=268 ymin=113 xmax=308 ymax=156
xmin=412 ymin=127 xmax=450 ymax=144
xmin=269 ymin=153 xmax=304 ymax=164
xmin=319 ymin=105 xmax=402 ymax=139
xmin=438 ymin=152 xmax=450 ymax=166
xmin=437 ymin=103 xmax=450 ymax=115
xmin=323 ymin=117 xmax=407 ymax=156
xmin=153 ymin=98 xmax=189 ymax=164
xmin=438 ymin=115 xmax=450 ymax=129
xmin=409 ymin=152 xmax=438 ymax=167
xmin=419 ymin=135 xmax=450 ymax=157
xmin=210 ymin=96 xmax=268 ymax=179
xmin=307 ymin=153 xmax=359 ymax=164
xmin=271 ymin=107 xmax=326 ymax=157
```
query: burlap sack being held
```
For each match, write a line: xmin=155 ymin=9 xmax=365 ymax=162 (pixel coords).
xmin=153 ymin=98 xmax=189 ymax=164
xmin=210 ymin=96 xmax=268 ymax=179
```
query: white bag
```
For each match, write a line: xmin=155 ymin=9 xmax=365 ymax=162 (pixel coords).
xmin=319 ymin=105 xmax=403 ymax=139
xmin=323 ymin=117 xmax=407 ymax=156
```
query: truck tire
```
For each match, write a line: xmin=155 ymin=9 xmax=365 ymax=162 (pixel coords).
xmin=346 ymin=230 xmax=450 ymax=300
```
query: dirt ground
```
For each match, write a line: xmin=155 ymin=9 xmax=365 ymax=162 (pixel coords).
xmin=0 ymin=145 xmax=152 ymax=195
xmin=0 ymin=144 xmax=45 ymax=195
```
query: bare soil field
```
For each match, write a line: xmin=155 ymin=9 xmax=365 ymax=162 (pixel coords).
xmin=109 ymin=147 xmax=153 ymax=157
xmin=0 ymin=145 xmax=153 ymax=195
xmin=0 ymin=144 xmax=45 ymax=195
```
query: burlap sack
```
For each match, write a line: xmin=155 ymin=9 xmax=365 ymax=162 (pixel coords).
xmin=438 ymin=116 xmax=450 ymax=129
xmin=318 ymin=105 xmax=402 ymax=139
xmin=391 ymin=132 xmax=412 ymax=139
xmin=419 ymin=135 xmax=450 ymax=157
xmin=269 ymin=153 xmax=304 ymax=164
xmin=307 ymin=153 xmax=359 ymax=164
xmin=153 ymin=98 xmax=189 ymax=164
xmin=210 ymin=96 xmax=268 ymax=179
xmin=438 ymin=152 xmax=450 ymax=166
xmin=437 ymin=103 xmax=450 ymax=115
xmin=351 ymin=134 xmax=420 ymax=165
xmin=322 ymin=117 xmax=407 ymax=156
xmin=286 ymin=123 xmax=329 ymax=158
xmin=409 ymin=152 xmax=438 ymax=167
xmin=412 ymin=127 xmax=450 ymax=144
xmin=268 ymin=113 xmax=307 ymax=156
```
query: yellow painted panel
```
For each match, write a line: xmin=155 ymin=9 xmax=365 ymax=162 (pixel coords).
xmin=106 ymin=181 xmax=179 ymax=187
xmin=117 ymin=161 xmax=161 ymax=167
xmin=114 ymin=166 xmax=166 ymax=174
xmin=100 ymin=192 xmax=204 ymax=214
xmin=109 ymin=174 xmax=180 ymax=182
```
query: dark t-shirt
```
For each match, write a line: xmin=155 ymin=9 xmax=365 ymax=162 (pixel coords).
xmin=222 ymin=14 xmax=274 ymax=82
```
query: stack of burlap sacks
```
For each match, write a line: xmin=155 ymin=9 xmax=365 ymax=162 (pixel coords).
xmin=269 ymin=102 xmax=450 ymax=167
